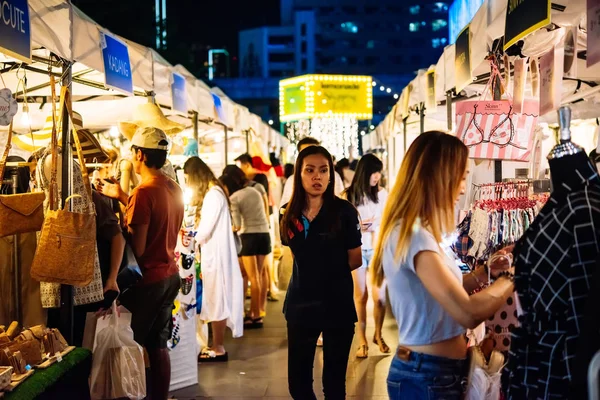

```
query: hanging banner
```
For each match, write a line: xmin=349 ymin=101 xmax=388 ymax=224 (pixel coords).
xmin=171 ymin=72 xmax=187 ymax=114
xmin=588 ymin=0 xmax=600 ymax=67
xmin=0 ymin=0 xmax=31 ymax=63
xmin=100 ymin=31 xmax=133 ymax=95
xmin=513 ymin=58 xmax=528 ymax=114
xmin=539 ymin=46 xmax=564 ymax=116
xmin=426 ymin=69 xmax=436 ymax=110
xmin=504 ymin=0 xmax=551 ymax=51
xmin=212 ymin=93 xmax=225 ymax=122
xmin=455 ymin=25 xmax=472 ymax=93
xmin=563 ymin=26 xmax=578 ymax=78
xmin=529 ymin=58 xmax=539 ymax=98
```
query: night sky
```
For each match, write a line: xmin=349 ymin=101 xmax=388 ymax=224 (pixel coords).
xmin=72 ymin=0 xmax=281 ymax=76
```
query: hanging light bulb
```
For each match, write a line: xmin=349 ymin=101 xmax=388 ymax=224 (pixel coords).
xmin=20 ymin=103 xmax=30 ymax=125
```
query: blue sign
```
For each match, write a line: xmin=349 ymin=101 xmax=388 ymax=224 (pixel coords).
xmin=0 ymin=0 xmax=31 ymax=63
xmin=171 ymin=72 xmax=187 ymax=113
xmin=212 ymin=93 xmax=225 ymax=122
xmin=100 ymin=31 xmax=133 ymax=95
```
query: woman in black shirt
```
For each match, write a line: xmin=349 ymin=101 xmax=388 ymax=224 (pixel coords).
xmin=280 ymin=145 xmax=362 ymax=400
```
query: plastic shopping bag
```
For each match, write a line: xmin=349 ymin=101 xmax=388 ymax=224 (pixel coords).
xmin=90 ymin=303 xmax=146 ymax=400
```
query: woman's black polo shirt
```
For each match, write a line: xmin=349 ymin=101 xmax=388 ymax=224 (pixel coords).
xmin=280 ymin=197 xmax=362 ymax=326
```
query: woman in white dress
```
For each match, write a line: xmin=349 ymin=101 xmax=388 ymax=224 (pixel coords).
xmin=183 ymin=157 xmax=244 ymax=362
xmin=343 ymin=154 xmax=389 ymax=358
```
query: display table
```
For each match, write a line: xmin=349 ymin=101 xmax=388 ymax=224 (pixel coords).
xmin=3 ymin=348 xmax=92 ymax=400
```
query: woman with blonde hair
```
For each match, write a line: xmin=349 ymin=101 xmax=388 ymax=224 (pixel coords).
xmin=371 ymin=131 xmax=514 ymax=399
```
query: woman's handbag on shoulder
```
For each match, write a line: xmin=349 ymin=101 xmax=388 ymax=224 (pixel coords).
xmin=0 ymin=121 xmax=45 ymax=238
xmin=30 ymin=87 xmax=97 ymax=287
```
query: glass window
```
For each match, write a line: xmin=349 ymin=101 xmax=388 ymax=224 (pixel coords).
xmin=390 ymin=55 xmax=403 ymax=64
xmin=340 ymin=22 xmax=359 ymax=33
xmin=409 ymin=5 xmax=420 ymax=14
xmin=302 ymin=59 xmax=307 ymax=70
xmin=342 ymin=6 xmax=356 ymax=14
xmin=301 ymin=41 xmax=307 ymax=52
xmin=431 ymin=38 xmax=441 ymax=48
xmin=365 ymin=6 xmax=378 ymax=14
xmin=365 ymin=56 xmax=378 ymax=65
xmin=348 ymin=56 xmax=358 ymax=65
xmin=432 ymin=19 xmax=447 ymax=31
xmin=409 ymin=22 xmax=419 ymax=32
xmin=433 ymin=2 xmax=448 ymax=13
xmin=301 ymin=24 xmax=307 ymax=36
xmin=320 ymin=7 xmax=334 ymax=15
xmin=411 ymin=54 xmax=421 ymax=64
xmin=367 ymin=40 xmax=375 ymax=49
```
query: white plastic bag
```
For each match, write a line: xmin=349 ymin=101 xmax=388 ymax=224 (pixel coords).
xmin=90 ymin=303 xmax=146 ymax=400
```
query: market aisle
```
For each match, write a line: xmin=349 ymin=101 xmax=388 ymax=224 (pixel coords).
xmin=171 ymin=252 xmax=397 ymax=399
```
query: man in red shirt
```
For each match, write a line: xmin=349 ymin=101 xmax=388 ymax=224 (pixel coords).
xmin=100 ymin=127 xmax=183 ymax=400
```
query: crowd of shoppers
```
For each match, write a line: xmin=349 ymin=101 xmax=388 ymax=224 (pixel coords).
xmin=83 ymin=127 xmax=523 ymax=400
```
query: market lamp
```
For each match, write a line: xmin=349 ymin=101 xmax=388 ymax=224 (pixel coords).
xmin=20 ymin=102 xmax=30 ymax=125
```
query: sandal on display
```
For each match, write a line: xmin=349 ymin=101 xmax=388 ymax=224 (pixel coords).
xmin=373 ymin=336 xmax=391 ymax=354
xmin=356 ymin=344 xmax=369 ymax=359
xmin=198 ymin=349 xmax=229 ymax=363
xmin=244 ymin=318 xmax=264 ymax=329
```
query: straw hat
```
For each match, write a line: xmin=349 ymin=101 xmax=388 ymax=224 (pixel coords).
xmin=12 ymin=111 xmax=109 ymax=163
xmin=118 ymin=103 xmax=185 ymax=141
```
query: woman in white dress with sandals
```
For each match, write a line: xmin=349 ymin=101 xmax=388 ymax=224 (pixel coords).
xmin=183 ymin=157 xmax=243 ymax=362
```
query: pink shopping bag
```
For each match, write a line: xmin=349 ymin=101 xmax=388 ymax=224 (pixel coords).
xmin=455 ymin=99 xmax=539 ymax=161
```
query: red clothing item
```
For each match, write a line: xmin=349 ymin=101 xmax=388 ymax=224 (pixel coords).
xmin=126 ymin=174 xmax=184 ymax=285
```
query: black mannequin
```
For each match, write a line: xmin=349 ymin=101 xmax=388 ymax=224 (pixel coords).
xmin=503 ymin=106 xmax=600 ymax=399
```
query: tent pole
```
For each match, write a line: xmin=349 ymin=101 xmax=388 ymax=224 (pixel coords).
xmin=192 ymin=111 xmax=199 ymax=143
xmin=223 ymin=124 xmax=229 ymax=167
xmin=403 ymin=117 xmax=407 ymax=155
xmin=245 ymin=129 xmax=250 ymax=153
xmin=419 ymin=103 xmax=425 ymax=134
xmin=59 ymin=61 xmax=74 ymax=344
xmin=446 ymin=91 xmax=453 ymax=131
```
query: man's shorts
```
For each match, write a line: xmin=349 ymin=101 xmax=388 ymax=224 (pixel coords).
xmin=119 ymin=273 xmax=181 ymax=349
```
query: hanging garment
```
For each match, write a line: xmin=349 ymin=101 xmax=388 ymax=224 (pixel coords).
xmin=503 ymin=162 xmax=600 ymax=399
xmin=195 ymin=186 xmax=244 ymax=338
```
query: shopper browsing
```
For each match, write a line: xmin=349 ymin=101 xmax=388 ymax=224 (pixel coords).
xmin=98 ymin=127 xmax=183 ymax=400
xmin=371 ymin=131 xmax=515 ymax=400
xmin=183 ymin=157 xmax=244 ymax=362
xmin=280 ymin=137 xmax=345 ymax=205
xmin=219 ymin=174 xmax=271 ymax=329
xmin=342 ymin=153 xmax=389 ymax=359
xmin=280 ymin=145 xmax=362 ymax=400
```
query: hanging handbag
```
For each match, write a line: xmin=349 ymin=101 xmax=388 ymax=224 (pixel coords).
xmin=30 ymin=86 xmax=97 ymax=287
xmin=0 ymin=120 xmax=45 ymax=238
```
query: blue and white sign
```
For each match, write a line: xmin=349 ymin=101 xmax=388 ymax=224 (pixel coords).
xmin=100 ymin=31 xmax=133 ymax=95
xmin=0 ymin=0 xmax=31 ymax=63
xmin=171 ymin=72 xmax=187 ymax=114
xmin=212 ymin=93 xmax=225 ymax=122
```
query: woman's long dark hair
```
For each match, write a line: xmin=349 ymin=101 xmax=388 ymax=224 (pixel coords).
xmin=280 ymin=146 xmax=336 ymax=242
xmin=219 ymin=174 xmax=242 ymax=196
xmin=345 ymin=153 xmax=384 ymax=206
xmin=183 ymin=157 xmax=228 ymax=220
xmin=222 ymin=165 xmax=248 ymax=187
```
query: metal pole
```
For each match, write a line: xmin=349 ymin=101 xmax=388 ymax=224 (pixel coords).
xmin=446 ymin=91 xmax=453 ymax=131
xmin=60 ymin=62 xmax=74 ymax=344
xmin=403 ymin=117 xmax=407 ymax=155
xmin=192 ymin=111 xmax=199 ymax=143
xmin=224 ymin=124 xmax=229 ymax=167
xmin=419 ymin=103 xmax=425 ymax=134
xmin=492 ymin=62 xmax=502 ymax=183
xmin=245 ymin=130 xmax=250 ymax=153
xmin=11 ymin=173 xmax=21 ymax=324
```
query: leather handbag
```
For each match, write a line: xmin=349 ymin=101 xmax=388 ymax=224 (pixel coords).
xmin=0 ymin=120 xmax=45 ymax=237
xmin=30 ymin=86 xmax=97 ymax=287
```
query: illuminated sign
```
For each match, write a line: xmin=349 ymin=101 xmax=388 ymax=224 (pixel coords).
xmin=0 ymin=0 xmax=31 ymax=63
xmin=279 ymin=74 xmax=373 ymax=122
xmin=449 ymin=0 xmax=484 ymax=44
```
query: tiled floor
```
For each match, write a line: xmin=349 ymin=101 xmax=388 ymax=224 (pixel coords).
xmin=171 ymin=252 xmax=398 ymax=400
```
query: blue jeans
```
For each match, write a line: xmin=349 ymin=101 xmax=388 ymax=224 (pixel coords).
xmin=361 ymin=248 xmax=373 ymax=269
xmin=387 ymin=349 xmax=466 ymax=400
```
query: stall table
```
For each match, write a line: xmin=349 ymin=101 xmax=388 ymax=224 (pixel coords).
xmin=3 ymin=348 xmax=91 ymax=400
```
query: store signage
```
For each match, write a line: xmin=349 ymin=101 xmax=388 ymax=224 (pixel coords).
xmin=587 ymin=0 xmax=600 ymax=67
xmin=455 ymin=25 xmax=472 ymax=93
xmin=539 ymin=46 xmax=564 ymax=116
xmin=513 ymin=57 xmax=527 ymax=114
xmin=171 ymin=72 xmax=187 ymax=114
xmin=425 ymin=69 xmax=436 ymax=110
xmin=100 ymin=31 xmax=133 ymax=95
xmin=279 ymin=75 xmax=372 ymax=122
xmin=504 ymin=0 xmax=551 ymax=51
xmin=0 ymin=88 xmax=17 ymax=126
xmin=0 ymin=0 xmax=31 ymax=63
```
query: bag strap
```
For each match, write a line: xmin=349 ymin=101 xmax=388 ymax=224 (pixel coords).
xmin=49 ymin=74 xmax=59 ymax=210
xmin=62 ymin=87 xmax=92 ymax=201
xmin=0 ymin=120 xmax=13 ymax=182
